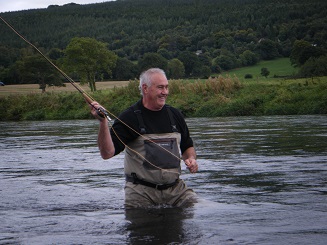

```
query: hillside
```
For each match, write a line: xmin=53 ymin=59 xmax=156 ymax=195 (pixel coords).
xmin=0 ymin=0 xmax=326 ymax=83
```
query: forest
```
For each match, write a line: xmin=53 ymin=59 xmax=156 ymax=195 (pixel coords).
xmin=0 ymin=0 xmax=326 ymax=86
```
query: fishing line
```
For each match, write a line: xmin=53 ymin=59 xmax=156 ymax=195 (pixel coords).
xmin=0 ymin=16 xmax=184 ymax=173
xmin=0 ymin=16 xmax=100 ymax=113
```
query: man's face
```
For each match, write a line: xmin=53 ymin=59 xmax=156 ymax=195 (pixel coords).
xmin=142 ymin=73 xmax=169 ymax=111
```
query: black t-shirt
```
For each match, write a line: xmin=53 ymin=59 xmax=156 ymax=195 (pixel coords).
xmin=110 ymin=100 xmax=194 ymax=155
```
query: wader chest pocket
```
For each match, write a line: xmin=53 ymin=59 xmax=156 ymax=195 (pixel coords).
xmin=143 ymin=138 xmax=180 ymax=169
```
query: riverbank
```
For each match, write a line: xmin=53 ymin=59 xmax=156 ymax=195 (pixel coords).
xmin=0 ymin=76 xmax=326 ymax=121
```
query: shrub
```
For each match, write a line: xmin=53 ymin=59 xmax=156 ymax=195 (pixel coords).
xmin=244 ymin=74 xmax=253 ymax=79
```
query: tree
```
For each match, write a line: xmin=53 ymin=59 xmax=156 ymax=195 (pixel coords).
xmin=16 ymin=54 xmax=63 ymax=93
xmin=157 ymin=48 xmax=173 ymax=60
xmin=213 ymin=54 xmax=235 ymax=72
xmin=256 ymin=39 xmax=280 ymax=60
xmin=261 ymin=67 xmax=270 ymax=78
xmin=299 ymin=55 xmax=327 ymax=77
xmin=193 ymin=65 xmax=211 ymax=79
xmin=62 ymin=37 xmax=118 ymax=91
xmin=138 ymin=53 xmax=168 ymax=72
xmin=0 ymin=46 xmax=19 ymax=67
xmin=177 ymin=51 xmax=199 ymax=77
xmin=158 ymin=34 xmax=191 ymax=52
xmin=290 ymin=40 xmax=324 ymax=67
xmin=48 ymin=48 xmax=64 ymax=61
xmin=167 ymin=58 xmax=185 ymax=79
xmin=240 ymin=50 xmax=258 ymax=66
xmin=113 ymin=57 xmax=138 ymax=81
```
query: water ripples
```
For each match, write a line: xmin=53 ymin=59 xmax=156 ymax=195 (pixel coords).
xmin=1 ymin=115 xmax=327 ymax=244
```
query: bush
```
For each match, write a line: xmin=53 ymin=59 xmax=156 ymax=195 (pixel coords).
xmin=299 ymin=55 xmax=327 ymax=77
xmin=244 ymin=74 xmax=253 ymax=79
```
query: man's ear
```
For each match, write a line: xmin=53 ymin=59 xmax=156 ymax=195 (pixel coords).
xmin=142 ymin=84 xmax=148 ymax=93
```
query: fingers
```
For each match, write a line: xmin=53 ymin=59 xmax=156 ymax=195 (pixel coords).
xmin=89 ymin=102 xmax=106 ymax=121
xmin=90 ymin=102 xmax=99 ymax=114
xmin=184 ymin=159 xmax=198 ymax=173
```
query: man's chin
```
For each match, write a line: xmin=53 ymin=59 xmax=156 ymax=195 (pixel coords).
xmin=158 ymin=97 xmax=166 ymax=103
xmin=155 ymin=100 xmax=166 ymax=110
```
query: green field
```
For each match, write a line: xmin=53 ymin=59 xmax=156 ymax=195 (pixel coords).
xmin=221 ymin=58 xmax=298 ymax=80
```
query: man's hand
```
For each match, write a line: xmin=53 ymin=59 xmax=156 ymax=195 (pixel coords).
xmin=88 ymin=101 xmax=106 ymax=121
xmin=184 ymin=158 xmax=198 ymax=173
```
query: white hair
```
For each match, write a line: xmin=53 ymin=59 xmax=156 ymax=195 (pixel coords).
xmin=139 ymin=68 xmax=167 ymax=96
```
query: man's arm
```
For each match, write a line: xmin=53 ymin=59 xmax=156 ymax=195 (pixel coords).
xmin=89 ymin=101 xmax=115 ymax=159
xmin=97 ymin=120 xmax=115 ymax=159
xmin=182 ymin=146 xmax=198 ymax=173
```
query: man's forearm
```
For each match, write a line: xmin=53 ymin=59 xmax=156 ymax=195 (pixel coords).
xmin=182 ymin=147 xmax=196 ymax=161
xmin=98 ymin=120 xmax=115 ymax=159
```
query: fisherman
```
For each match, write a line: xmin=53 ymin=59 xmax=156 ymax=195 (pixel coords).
xmin=89 ymin=68 xmax=198 ymax=208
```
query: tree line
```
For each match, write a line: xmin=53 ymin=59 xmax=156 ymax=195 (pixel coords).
xmin=0 ymin=0 xmax=326 ymax=91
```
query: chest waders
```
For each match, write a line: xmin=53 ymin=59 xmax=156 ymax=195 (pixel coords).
xmin=124 ymin=104 xmax=197 ymax=208
xmin=124 ymin=105 xmax=181 ymax=188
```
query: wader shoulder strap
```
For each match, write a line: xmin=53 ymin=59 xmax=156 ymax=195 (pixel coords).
xmin=166 ymin=105 xmax=178 ymax=132
xmin=133 ymin=104 xmax=146 ymax=134
xmin=133 ymin=104 xmax=178 ymax=134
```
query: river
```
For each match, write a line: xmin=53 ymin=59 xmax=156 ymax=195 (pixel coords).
xmin=0 ymin=115 xmax=326 ymax=244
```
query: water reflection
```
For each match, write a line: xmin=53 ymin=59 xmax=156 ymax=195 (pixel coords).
xmin=188 ymin=115 xmax=327 ymax=158
xmin=0 ymin=115 xmax=327 ymax=244
xmin=125 ymin=206 xmax=194 ymax=244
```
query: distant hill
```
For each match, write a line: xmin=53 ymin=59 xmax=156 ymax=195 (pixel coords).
xmin=0 ymin=0 xmax=326 ymax=81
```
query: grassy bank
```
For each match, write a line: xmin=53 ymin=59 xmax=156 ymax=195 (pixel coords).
xmin=169 ymin=76 xmax=327 ymax=117
xmin=0 ymin=58 xmax=326 ymax=120
xmin=0 ymin=75 xmax=326 ymax=121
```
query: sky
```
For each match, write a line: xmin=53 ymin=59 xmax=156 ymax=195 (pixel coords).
xmin=0 ymin=0 xmax=113 ymax=13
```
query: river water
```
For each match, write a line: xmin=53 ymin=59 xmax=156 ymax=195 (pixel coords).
xmin=1 ymin=115 xmax=326 ymax=244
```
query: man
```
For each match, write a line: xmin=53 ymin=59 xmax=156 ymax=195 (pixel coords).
xmin=90 ymin=68 xmax=198 ymax=208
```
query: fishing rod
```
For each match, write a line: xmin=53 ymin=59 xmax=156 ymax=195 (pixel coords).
xmin=0 ymin=16 xmax=186 ymax=173
xmin=0 ymin=16 xmax=111 ymax=121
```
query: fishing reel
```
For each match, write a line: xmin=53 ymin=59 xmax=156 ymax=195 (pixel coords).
xmin=97 ymin=107 xmax=111 ymax=121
